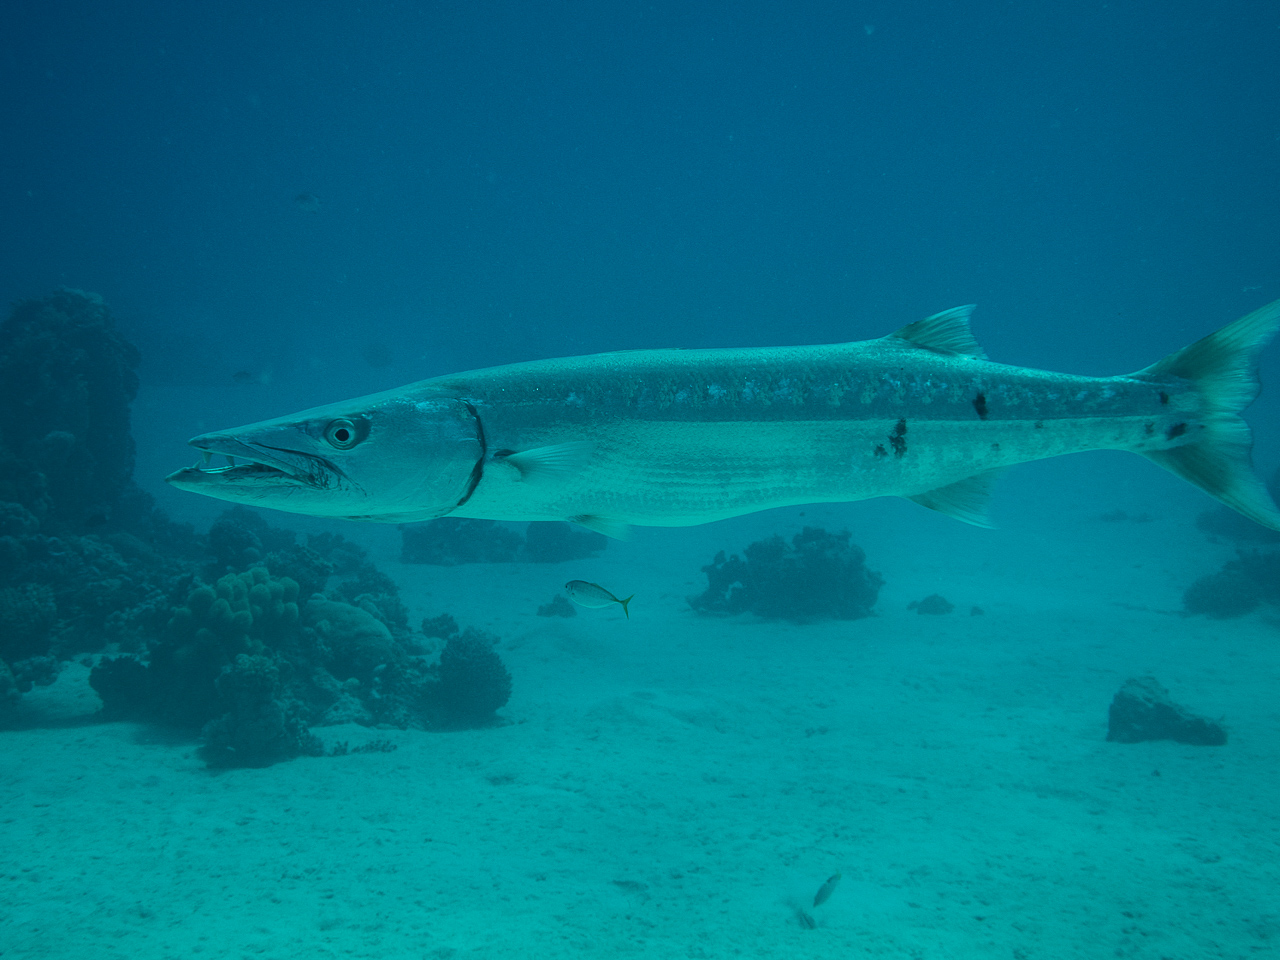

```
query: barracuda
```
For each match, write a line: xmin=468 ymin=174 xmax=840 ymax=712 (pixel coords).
xmin=166 ymin=301 xmax=1280 ymax=536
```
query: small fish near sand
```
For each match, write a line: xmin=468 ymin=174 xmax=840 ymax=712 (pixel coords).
xmin=565 ymin=580 xmax=633 ymax=618
xmin=794 ymin=871 xmax=843 ymax=929
xmin=813 ymin=871 xmax=841 ymax=907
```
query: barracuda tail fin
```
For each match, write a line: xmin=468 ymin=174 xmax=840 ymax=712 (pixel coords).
xmin=1132 ymin=298 xmax=1280 ymax=531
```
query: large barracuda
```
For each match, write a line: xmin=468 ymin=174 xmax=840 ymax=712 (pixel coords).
xmin=168 ymin=301 xmax=1280 ymax=535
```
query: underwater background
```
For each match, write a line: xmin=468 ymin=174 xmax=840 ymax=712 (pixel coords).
xmin=2 ymin=2 xmax=1279 ymax=958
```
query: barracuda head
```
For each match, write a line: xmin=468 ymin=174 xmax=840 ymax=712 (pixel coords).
xmin=166 ymin=390 xmax=483 ymax=522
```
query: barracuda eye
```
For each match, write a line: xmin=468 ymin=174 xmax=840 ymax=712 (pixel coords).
xmin=324 ymin=418 xmax=362 ymax=449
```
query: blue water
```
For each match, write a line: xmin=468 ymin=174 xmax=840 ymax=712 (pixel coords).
xmin=2 ymin=3 xmax=1279 ymax=957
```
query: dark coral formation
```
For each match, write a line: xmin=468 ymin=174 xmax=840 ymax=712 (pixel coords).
xmin=522 ymin=522 xmax=608 ymax=563
xmin=1183 ymin=549 xmax=1280 ymax=618
xmin=88 ymin=516 xmax=515 ymax=763
xmin=0 ymin=291 xmax=197 ymax=708
xmin=201 ymin=655 xmax=323 ymax=768
xmin=431 ymin=619 xmax=512 ymax=728
xmin=689 ymin=527 xmax=883 ymax=622
xmin=401 ymin=518 xmax=523 ymax=564
xmin=1184 ymin=467 xmax=1280 ymax=617
xmin=204 ymin=507 xmax=410 ymax=637
xmin=400 ymin=519 xmax=606 ymax=565
xmin=1106 ymin=676 xmax=1227 ymax=746
xmin=0 ymin=289 xmax=140 ymax=531
xmin=536 ymin=594 xmax=576 ymax=618
xmin=908 ymin=594 xmax=954 ymax=615
xmin=0 ymin=290 xmax=514 ymax=764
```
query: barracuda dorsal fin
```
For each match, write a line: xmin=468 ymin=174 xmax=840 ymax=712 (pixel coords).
xmin=906 ymin=468 xmax=1003 ymax=527
xmin=886 ymin=305 xmax=987 ymax=359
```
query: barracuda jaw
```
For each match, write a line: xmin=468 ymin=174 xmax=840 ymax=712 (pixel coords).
xmin=183 ymin=455 xmax=288 ymax=480
xmin=167 ymin=432 xmax=341 ymax=491
xmin=187 ymin=452 xmax=244 ymax=473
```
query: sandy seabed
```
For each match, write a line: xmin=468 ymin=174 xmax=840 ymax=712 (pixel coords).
xmin=3 ymin=462 xmax=1279 ymax=960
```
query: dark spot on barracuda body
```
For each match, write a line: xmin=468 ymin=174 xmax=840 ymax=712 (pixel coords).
xmin=991 ymin=442 xmax=1000 ymax=452
xmin=1166 ymin=422 xmax=1187 ymax=441
xmin=1034 ymin=421 xmax=1044 ymax=429
xmin=874 ymin=444 xmax=887 ymax=458
xmin=890 ymin=419 xmax=907 ymax=458
xmin=972 ymin=392 xmax=989 ymax=420
xmin=1144 ymin=422 xmax=1155 ymax=436
xmin=1159 ymin=391 xmax=1170 ymax=405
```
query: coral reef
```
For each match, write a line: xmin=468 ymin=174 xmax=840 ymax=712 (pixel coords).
xmin=200 ymin=655 xmax=322 ymax=768
xmin=1106 ymin=676 xmax=1227 ymax=746
xmin=0 ymin=290 xmax=515 ymax=762
xmin=94 ymin=567 xmax=303 ymax=728
xmin=400 ymin=518 xmax=606 ymax=565
xmin=90 ymin=562 xmax=514 ymax=762
xmin=203 ymin=507 xmax=410 ymax=638
xmin=430 ymin=618 xmax=512 ymax=728
xmin=0 ymin=291 xmax=200 ymax=702
xmin=401 ymin=518 xmax=523 ymax=564
xmin=909 ymin=594 xmax=954 ymax=615
xmin=0 ymin=583 xmax=57 ymax=662
xmin=305 ymin=597 xmax=395 ymax=685
xmin=1183 ymin=549 xmax=1280 ymax=618
xmin=537 ymin=594 xmax=577 ymax=618
xmin=689 ymin=527 xmax=883 ymax=622
xmin=0 ymin=289 xmax=140 ymax=531
xmin=522 ymin=522 xmax=608 ymax=563
xmin=204 ymin=506 xmax=298 ymax=578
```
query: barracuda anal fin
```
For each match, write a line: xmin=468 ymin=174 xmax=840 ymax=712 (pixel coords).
xmin=906 ymin=468 xmax=1004 ymax=528
xmin=569 ymin=514 xmax=631 ymax=540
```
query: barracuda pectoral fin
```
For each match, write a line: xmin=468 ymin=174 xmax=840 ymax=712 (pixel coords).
xmin=906 ymin=469 xmax=1003 ymax=528
xmin=569 ymin=514 xmax=631 ymax=540
xmin=887 ymin=305 xmax=988 ymax=359
xmin=499 ymin=441 xmax=594 ymax=482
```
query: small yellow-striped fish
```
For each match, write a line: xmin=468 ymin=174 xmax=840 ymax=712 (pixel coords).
xmin=565 ymin=580 xmax=633 ymax=618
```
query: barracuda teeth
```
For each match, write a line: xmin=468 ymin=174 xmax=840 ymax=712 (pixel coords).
xmin=202 ymin=451 xmax=212 ymax=466
xmin=226 ymin=455 xmax=237 ymax=467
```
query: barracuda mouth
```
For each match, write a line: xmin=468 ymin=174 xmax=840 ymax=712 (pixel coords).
xmin=165 ymin=435 xmax=346 ymax=491
xmin=186 ymin=454 xmax=296 ymax=482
